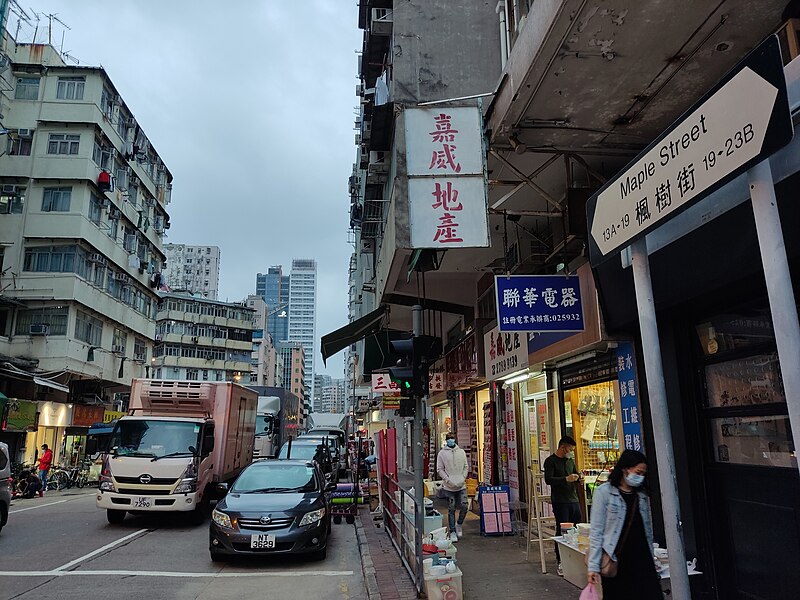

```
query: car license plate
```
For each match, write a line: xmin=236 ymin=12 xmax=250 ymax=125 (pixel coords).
xmin=250 ymin=534 xmax=276 ymax=549
xmin=133 ymin=497 xmax=151 ymax=508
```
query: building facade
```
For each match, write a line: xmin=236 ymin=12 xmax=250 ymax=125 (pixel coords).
xmin=255 ymin=266 xmax=289 ymax=343
xmin=275 ymin=340 xmax=305 ymax=420
xmin=163 ymin=243 xmax=220 ymax=300
xmin=0 ymin=36 xmax=172 ymax=464
xmin=246 ymin=295 xmax=278 ymax=387
xmin=153 ymin=292 xmax=254 ymax=383
xmin=320 ymin=379 xmax=347 ymax=414
xmin=288 ymin=259 xmax=317 ymax=405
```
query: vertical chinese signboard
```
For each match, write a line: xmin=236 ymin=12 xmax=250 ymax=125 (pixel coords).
xmin=616 ymin=342 xmax=643 ymax=452
xmin=404 ymin=106 xmax=489 ymax=248
xmin=504 ymin=388 xmax=520 ymax=502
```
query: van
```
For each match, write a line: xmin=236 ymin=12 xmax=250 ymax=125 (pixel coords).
xmin=0 ymin=442 xmax=11 ymax=534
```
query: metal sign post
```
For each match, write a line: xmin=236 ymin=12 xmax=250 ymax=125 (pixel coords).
xmin=412 ymin=304 xmax=424 ymax=596
xmin=747 ymin=160 xmax=800 ymax=473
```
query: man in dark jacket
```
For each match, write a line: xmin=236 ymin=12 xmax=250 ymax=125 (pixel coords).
xmin=544 ymin=436 xmax=582 ymax=574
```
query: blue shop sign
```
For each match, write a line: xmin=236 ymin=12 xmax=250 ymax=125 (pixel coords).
xmin=495 ymin=275 xmax=585 ymax=333
xmin=616 ymin=342 xmax=643 ymax=452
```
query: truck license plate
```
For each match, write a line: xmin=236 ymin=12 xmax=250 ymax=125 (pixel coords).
xmin=250 ymin=534 xmax=275 ymax=549
xmin=133 ymin=497 xmax=151 ymax=508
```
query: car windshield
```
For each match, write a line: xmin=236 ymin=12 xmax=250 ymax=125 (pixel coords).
xmin=110 ymin=420 xmax=199 ymax=458
xmin=232 ymin=464 xmax=317 ymax=493
xmin=278 ymin=444 xmax=322 ymax=461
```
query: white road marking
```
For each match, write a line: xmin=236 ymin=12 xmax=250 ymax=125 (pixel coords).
xmin=53 ymin=529 xmax=149 ymax=572
xmin=0 ymin=569 xmax=355 ymax=578
xmin=9 ymin=498 xmax=76 ymax=513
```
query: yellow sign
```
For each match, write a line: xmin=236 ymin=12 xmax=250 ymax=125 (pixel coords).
xmin=103 ymin=410 xmax=125 ymax=423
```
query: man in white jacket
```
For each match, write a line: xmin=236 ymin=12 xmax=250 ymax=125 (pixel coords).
xmin=436 ymin=432 xmax=468 ymax=542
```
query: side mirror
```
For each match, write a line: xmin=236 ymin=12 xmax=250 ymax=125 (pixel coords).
xmin=216 ymin=482 xmax=229 ymax=495
xmin=325 ymin=482 xmax=337 ymax=493
xmin=202 ymin=435 xmax=215 ymax=457
xmin=85 ymin=438 xmax=98 ymax=455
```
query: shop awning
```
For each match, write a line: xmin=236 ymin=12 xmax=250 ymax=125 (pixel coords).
xmin=321 ymin=305 xmax=387 ymax=365
xmin=33 ymin=376 xmax=69 ymax=394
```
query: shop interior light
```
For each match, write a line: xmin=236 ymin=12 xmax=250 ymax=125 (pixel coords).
xmin=500 ymin=368 xmax=529 ymax=382
xmin=503 ymin=372 xmax=532 ymax=386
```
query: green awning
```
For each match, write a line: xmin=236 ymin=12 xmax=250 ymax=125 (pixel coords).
xmin=321 ymin=305 xmax=387 ymax=365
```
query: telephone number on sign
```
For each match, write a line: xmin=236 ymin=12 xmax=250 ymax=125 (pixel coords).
xmin=492 ymin=355 xmax=518 ymax=376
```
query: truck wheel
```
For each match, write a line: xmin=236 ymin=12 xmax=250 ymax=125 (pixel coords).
xmin=107 ymin=509 xmax=126 ymax=524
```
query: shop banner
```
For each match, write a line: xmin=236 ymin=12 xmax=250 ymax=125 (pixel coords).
xmin=616 ymin=342 xmax=643 ymax=452
xmin=1 ymin=398 xmax=37 ymax=432
xmin=103 ymin=410 xmax=126 ymax=423
xmin=484 ymin=326 xmax=529 ymax=381
xmin=429 ymin=360 xmax=446 ymax=394
xmin=482 ymin=401 xmax=494 ymax=485
xmin=72 ymin=405 xmax=105 ymax=427
xmin=503 ymin=388 xmax=520 ymax=502
xmin=495 ymin=275 xmax=584 ymax=332
xmin=536 ymin=398 xmax=549 ymax=448
xmin=371 ymin=374 xmax=400 ymax=394
xmin=382 ymin=395 xmax=400 ymax=410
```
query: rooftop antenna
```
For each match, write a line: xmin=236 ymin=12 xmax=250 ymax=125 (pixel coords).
xmin=8 ymin=0 xmax=31 ymax=43
xmin=42 ymin=13 xmax=70 ymax=48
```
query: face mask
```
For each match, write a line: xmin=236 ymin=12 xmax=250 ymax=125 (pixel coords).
xmin=625 ymin=472 xmax=645 ymax=487
xmin=446 ymin=439 xmax=456 ymax=448
xmin=566 ymin=451 xmax=575 ymax=460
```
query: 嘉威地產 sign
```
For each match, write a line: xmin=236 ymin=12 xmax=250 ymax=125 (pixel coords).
xmin=495 ymin=275 xmax=584 ymax=333
xmin=587 ymin=35 xmax=793 ymax=265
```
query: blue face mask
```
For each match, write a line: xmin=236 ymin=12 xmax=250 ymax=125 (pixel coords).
xmin=625 ymin=472 xmax=645 ymax=487
xmin=446 ymin=439 xmax=456 ymax=448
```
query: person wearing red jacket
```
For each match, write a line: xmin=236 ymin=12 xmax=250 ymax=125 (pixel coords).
xmin=37 ymin=444 xmax=53 ymax=496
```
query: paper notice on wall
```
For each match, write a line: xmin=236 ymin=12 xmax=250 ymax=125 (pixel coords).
xmin=456 ymin=420 xmax=471 ymax=447
xmin=582 ymin=417 xmax=597 ymax=442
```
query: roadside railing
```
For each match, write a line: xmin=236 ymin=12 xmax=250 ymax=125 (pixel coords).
xmin=380 ymin=473 xmax=420 ymax=592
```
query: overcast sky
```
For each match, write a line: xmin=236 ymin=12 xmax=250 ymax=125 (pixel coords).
xmin=15 ymin=1 xmax=362 ymax=377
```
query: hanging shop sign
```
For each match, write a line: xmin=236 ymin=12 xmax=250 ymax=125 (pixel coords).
xmin=72 ymin=405 xmax=105 ymax=428
xmin=405 ymin=106 xmax=490 ymax=248
xmin=503 ymin=388 xmax=520 ymax=502
xmin=429 ymin=359 xmax=446 ymax=394
xmin=587 ymin=36 xmax=793 ymax=265
xmin=103 ymin=410 xmax=126 ymax=423
xmin=1 ymin=398 xmax=37 ymax=432
xmin=371 ymin=373 xmax=401 ymax=394
xmin=484 ymin=325 xmax=529 ymax=381
xmin=382 ymin=396 xmax=400 ymax=410
xmin=616 ymin=342 xmax=643 ymax=452
xmin=495 ymin=275 xmax=584 ymax=333
xmin=445 ymin=333 xmax=479 ymax=389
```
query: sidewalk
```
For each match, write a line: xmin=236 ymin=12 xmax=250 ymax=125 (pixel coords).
xmin=356 ymin=473 xmax=582 ymax=599
xmin=356 ymin=505 xmax=418 ymax=600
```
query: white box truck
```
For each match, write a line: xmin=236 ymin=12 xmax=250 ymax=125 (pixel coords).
xmin=250 ymin=387 xmax=303 ymax=460
xmin=94 ymin=379 xmax=257 ymax=524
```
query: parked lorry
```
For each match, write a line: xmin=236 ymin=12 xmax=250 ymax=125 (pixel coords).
xmin=249 ymin=386 xmax=303 ymax=460
xmin=93 ymin=379 xmax=257 ymax=524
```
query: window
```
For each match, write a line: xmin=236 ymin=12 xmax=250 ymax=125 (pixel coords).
xmin=202 ymin=370 xmax=209 ymax=381
xmin=15 ymin=306 xmax=69 ymax=335
xmin=107 ymin=216 xmax=118 ymax=240
xmin=88 ymin=195 xmax=103 ymax=223
xmin=42 ymin=187 xmax=72 ymax=212
xmin=0 ymin=189 xmax=25 ymax=214
xmin=112 ymin=328 xmax=127 ymax=353
xmin=101 ymin=87 xmax=114 ymax=118
xmin=92 ymin=139 xmax=113 ymax=169
xmin=23 ymin=245 xmax=86 ymax=275
xmin=75 ymin=310 xmax=103 ymax=346
xmin=186 ymin=369 xmax=199 ymax=381
xmin=9 ymin=134 xmax=32 ymax=156
xmin=56 ymin=76 xmax=85 ymax=100
xmin=47 ymin=134 xmax=80 ymax=155
xmin=134 ymin=337 xmax=146 ymax=361
xmin=15 ymin=77 xmax=40 ymax=100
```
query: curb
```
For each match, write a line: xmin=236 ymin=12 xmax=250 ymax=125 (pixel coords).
xmin=354 ymin=512 xmax=382 ymax=600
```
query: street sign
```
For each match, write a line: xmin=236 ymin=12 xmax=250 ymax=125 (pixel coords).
xmin=495 ymin=275 xmax=585 ymax=332
xmin=587 ymin=35 xmax=793 ymax=265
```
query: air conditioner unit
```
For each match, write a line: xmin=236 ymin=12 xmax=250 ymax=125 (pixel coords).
xmin=155 ymin=334 xmax=163 ymax=342
xmin=88 ymin=252 xmax=107 ymax=264
xmin=2 ymin=184 xmax=17 ymax=194
xmin=17 ymin=128 xmax=33 ymax=138
xmin=371 ymin=8 xmax=393 ymax=36
xmin=29 ymin=323 xmax=49 ymax=336
xmin=113 ymin=271 xmax=129 ymax=281
xmin=124 ymin=117 xmax=136 ymax=127
xmin=112 ymin=344 xmax=125 ymax=354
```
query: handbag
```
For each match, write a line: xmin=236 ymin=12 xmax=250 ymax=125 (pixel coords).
xmin=586 ymin=493 xmax=639 ymax=578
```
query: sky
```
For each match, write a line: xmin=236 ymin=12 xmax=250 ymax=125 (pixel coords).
xmin=13 ymin=1 xmax=362 ymax=377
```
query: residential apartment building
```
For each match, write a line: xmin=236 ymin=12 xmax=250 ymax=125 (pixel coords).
xmin=163 ymin=243 xmax=220 ymax=300
xmin=313 ymin=373 xmax=331 ymax=411
xmin=255 ymin=266 xmax=289 ymax=342
xmin=246 ymin=294 xmax=278 ymax=387
xmin=288 ymin=258 xmax=317 ymax=408
xmin=275 ymin=340 xmax=305 ymax=419
xmin=153 ymin=292 xmax=254 ymax=383
xmin=320 ymin=379 xmax=347 ymax=414
xmin=0 ymin=34 xmax=172 ymax=464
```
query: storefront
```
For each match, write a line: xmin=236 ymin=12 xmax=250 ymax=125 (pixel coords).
xmin=64 ymin=404 xmax=105 ymax=466
xmin=0 ymin=398 xmax=38 ymax=463
xmin=25 ymin=401 xmax=73 ymax=465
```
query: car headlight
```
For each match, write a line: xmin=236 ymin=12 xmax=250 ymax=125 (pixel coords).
xmin=212 ymin=509 xmax=235 ymax=530
xmin=299 ymin=507 xmax=326 ymax=527
xmin=99 ymin=479 xmax=116 ymax=492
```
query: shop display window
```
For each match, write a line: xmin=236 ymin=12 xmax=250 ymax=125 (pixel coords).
xmin=563 ymin=380 xmax=620 ymax=473
xmin=711 ymin=415 xmax=796 ymax=469
xmin=704 ymin=353 xmax=784 ymax=408
xmin=695 ymin=309 xmax=774 ymax=357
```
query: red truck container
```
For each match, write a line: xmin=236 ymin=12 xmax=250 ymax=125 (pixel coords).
xmin=94 ymin=379 xmax=257 ymax=524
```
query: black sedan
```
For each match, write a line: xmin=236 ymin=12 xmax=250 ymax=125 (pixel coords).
xmin=209 ymin=460 xmax=335 ymax=561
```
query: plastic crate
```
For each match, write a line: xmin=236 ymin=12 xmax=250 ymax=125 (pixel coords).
xmin=424 ymin=567 xmax=463 ymax=600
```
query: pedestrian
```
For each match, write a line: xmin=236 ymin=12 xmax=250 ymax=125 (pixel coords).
xmin=37 ymin=443 xmax=53 ymax=496
xmin=544 ymin=436 xmax=582 ymax=575
xmin=587 ymin=449 xmax=662 ymax=600
xmin=22 ymin=470 xmax=42 ymax=499
xmin=436 ymin=432 xmax=468 ymax=543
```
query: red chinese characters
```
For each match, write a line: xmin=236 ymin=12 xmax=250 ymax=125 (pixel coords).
xmin=428 ymin=113 xmax=464 ymax=244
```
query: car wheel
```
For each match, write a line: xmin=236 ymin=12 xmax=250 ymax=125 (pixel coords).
xmin=107 ymin=509 xmax=126 ymax=524
xmin=210 ymin=549 xmax=226 ymax=562
xmin=311 ymin=544 xmax=327 ymax=561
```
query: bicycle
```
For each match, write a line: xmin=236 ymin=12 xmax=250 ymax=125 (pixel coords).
xmin=45 ymin=466 xmax=70 ymax=491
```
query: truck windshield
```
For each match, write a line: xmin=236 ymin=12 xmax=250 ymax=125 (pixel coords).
xmin=110 ymin=420 xmax=200 ymax=458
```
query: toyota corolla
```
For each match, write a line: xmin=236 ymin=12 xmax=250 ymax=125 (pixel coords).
xmin=209 ymin=459 xmax=335 ymax=561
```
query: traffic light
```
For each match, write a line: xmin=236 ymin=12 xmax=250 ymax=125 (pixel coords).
xmin=388 ymin=335 xmax=442 ymax=399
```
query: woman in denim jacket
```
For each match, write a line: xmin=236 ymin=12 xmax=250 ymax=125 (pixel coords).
xmin=587 ymin=450 xmax=662 ymax=599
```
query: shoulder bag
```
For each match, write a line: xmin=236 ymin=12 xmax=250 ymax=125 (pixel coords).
xmin=585 ymin=492 xmax=639 ymax=578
